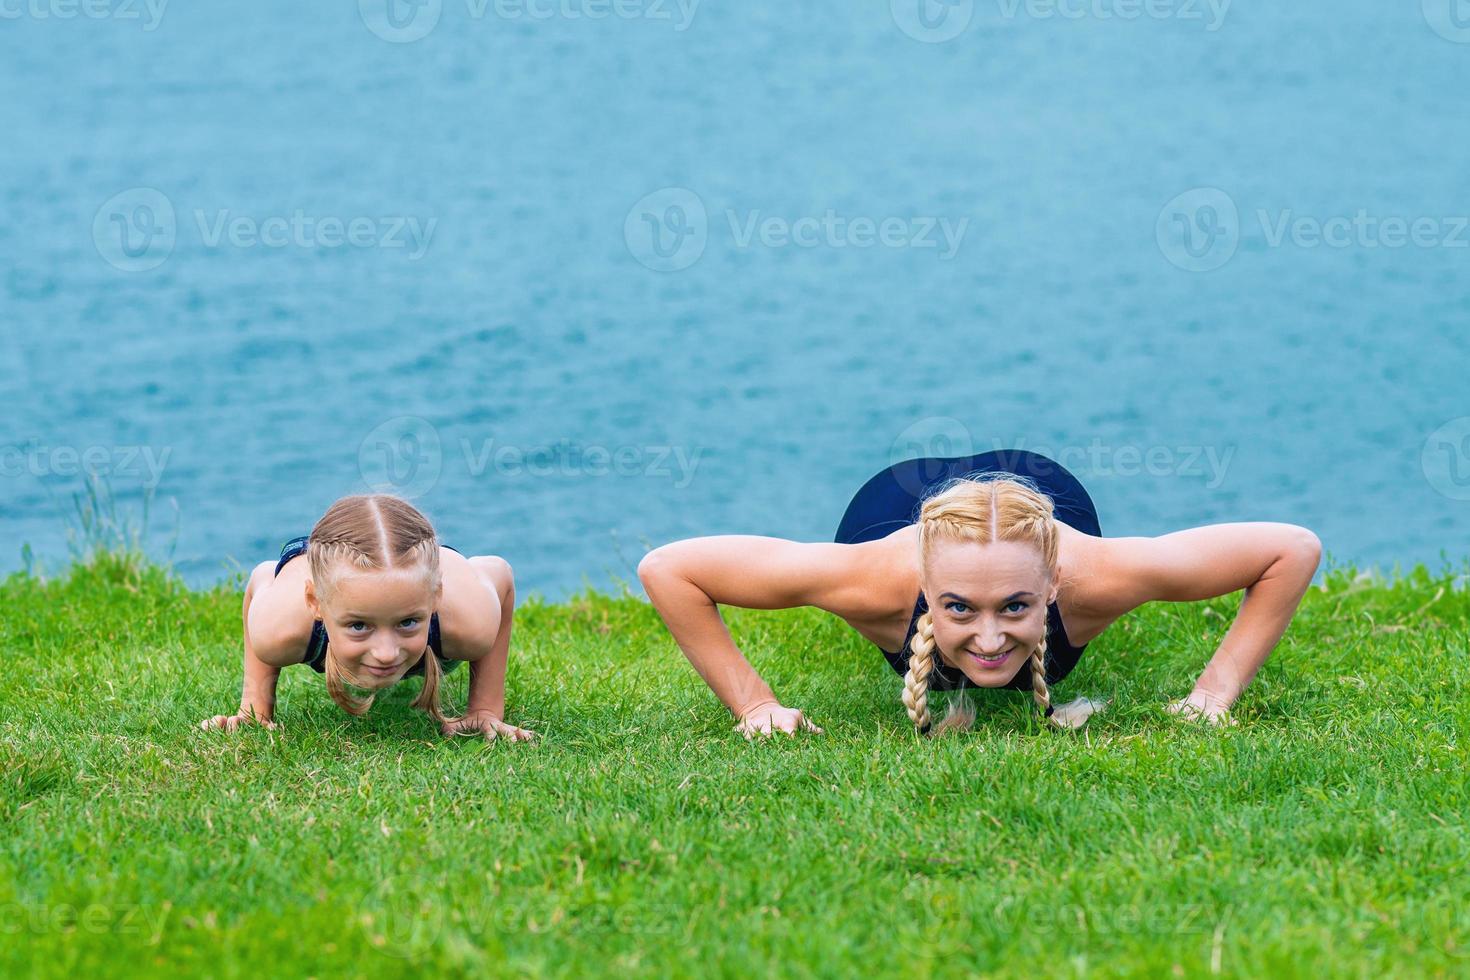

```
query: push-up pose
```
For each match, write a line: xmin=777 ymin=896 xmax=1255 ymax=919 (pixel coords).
xmin=638 ymin=451 xmax=1321 ymax=737
xmin=201 ymin=493 xmax=535 ymax=742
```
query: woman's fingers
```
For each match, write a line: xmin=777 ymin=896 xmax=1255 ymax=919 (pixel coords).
xmin=734 ymin=708 xmax=822 ymax=739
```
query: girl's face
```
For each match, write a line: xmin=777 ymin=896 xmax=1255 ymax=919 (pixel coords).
xmin=923 ymin=538 xmax=1056 ymax=688
xmin=306 ymin=565 xmax=440 ymax=690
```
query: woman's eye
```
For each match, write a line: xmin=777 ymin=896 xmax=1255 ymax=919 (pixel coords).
xmin=1005 ymin=601 xmax=1028 ymax=614
xmin=398 ymin=618 xmax=421 ymax=630
xmin=945 ymin=601 xmax=970 ymax=615
xmin=348 ymin=622 xmax=369 ymax=633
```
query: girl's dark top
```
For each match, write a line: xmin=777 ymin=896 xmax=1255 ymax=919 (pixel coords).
xmin=272 ymin=535 xmax=461 ymax=675
xmin=833 ymin=450 xmax=1102 ymax=693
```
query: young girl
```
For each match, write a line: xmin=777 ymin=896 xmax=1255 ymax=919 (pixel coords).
xmin=200 ymin=494 xmax=535 ymax=741
xmin=638 ymin=450 xmax=1322 ymax=737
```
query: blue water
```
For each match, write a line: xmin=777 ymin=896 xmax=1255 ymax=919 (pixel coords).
xmin=2 ymin=1 xmax=1468 ymax=597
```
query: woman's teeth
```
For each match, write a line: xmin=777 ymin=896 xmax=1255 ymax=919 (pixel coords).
xmin=970 ymin=650 xmax=1010 ymax=665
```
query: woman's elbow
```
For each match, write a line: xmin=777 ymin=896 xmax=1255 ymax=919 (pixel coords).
xmin=1282 ymin=525 xmax=1322 ymax=575
xmin=637 ymin=546 xmax=676 ymax=595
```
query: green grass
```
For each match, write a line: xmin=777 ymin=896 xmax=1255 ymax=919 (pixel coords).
xmin=1 ymin=551 xmax=1468 ymax=978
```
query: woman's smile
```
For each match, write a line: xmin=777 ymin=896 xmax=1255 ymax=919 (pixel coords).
xmin=968 ymin=648 xmax=1012 ymax=667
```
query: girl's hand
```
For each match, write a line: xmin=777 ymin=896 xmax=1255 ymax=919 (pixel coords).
xmin=442 ymin=709 xmax=537 ymax=743
xmin=733 ymin=701 xmax=823 ymax=739
xmin=199 ymin=710 xmax=277 ymax=732
xmin=1166 ymin=690 xmax=1237 ymax=726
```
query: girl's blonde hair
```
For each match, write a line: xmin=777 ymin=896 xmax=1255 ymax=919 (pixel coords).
xmin=901 ymin=475 xmax=1058 ymax=736
xmin=307 ymin=494 xmax=452 ymax=724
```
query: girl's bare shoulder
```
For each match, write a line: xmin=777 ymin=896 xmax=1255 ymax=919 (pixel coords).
xmin=245 ymin=559 xmax=313 ymax=666
xmin=435 ymin=550 xmax=510 ymax=659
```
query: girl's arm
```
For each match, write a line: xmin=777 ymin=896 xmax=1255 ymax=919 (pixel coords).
xmin=637 ymin=535 xmax=876 ymax=736
xmin=200 ymin=562 xmax=296 ymax=730
xmin=1100 ymin=522 xmax=1322 ymax=720
xmin=441 ymin=555 xmax=535 ymax=742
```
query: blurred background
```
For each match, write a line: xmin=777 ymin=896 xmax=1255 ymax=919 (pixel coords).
xmin=1 ymin=0 xmax=1467 ymax=598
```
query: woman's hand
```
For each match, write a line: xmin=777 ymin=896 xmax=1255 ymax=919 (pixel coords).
xmin=733 ymin=700 xmax=823 ymax=739
xmin=1166 ymin=689 xmax=1237 ymax=726
xmin=199 ymin=710 xmax=277 ymax=732
xmin=442 ymin=709 xmax=537 ymax=743
xmin=1048 ymin=696 xmax=1109 ymax=730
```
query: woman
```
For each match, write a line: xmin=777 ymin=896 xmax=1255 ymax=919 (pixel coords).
xmin=638 ymin=450 xmax=1321 ymax=737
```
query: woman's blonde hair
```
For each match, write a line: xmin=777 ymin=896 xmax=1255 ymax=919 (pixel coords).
xmin=307 ymin=494 xmax=452 ymax=723
xmin=901 ymin=475 xmax=1059 ymax=736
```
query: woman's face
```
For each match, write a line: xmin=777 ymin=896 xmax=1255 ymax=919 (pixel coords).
xmin=923 ymin=538 xmax=1056 ymax=687
xmin=306 ymin=566 xmax=439 ymax=690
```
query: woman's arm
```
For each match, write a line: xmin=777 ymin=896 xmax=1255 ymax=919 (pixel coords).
xmin=1100 ymin=522 xmax=1322 ymax=719
xmin=441 ymin=555 xmax=535 ymax=742
xmin=637 ymin=535 xmax=877 ymax=735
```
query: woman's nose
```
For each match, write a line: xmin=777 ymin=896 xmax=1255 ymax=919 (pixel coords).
xmin=973 ymin=621 xmax=1008 ymax=655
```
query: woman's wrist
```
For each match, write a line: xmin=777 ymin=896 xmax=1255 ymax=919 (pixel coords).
xmin=1187 ymin=687 xmax=1234 ymax=713
xmin=733 ymin=696 xmax=780 ymax=720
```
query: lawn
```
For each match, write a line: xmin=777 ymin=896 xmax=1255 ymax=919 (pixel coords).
xmin=1 ymin=551 xmax=1467 ymax=978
